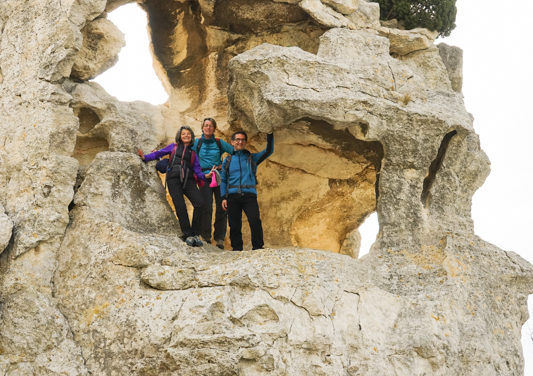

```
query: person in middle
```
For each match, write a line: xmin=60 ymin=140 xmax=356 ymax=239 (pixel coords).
xmin=192 ymin=117 xmax=234 ymax=249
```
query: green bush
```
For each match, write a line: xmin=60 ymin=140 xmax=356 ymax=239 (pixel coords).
xmin=371 ymin=0 xmax=457 ymax=37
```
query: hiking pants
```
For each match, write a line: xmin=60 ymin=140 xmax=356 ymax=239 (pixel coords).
xmin=199 ymin=182 xmax=227 ymax=242
xmin=167 ymin=176 xmax=204 ymax=238
xmin=227 ymin=193 xmax=263 ymax=251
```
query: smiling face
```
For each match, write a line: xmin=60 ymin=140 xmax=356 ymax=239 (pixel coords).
xmin=202 ymin=119 xmax=215 ymax=138
xmin=231 ymin=133 xmax=247 ymax=151
xmin=180 ymin=129 xmax=193 ymax=144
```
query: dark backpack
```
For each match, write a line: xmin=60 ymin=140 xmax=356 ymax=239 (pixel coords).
xmin=160 ymin=145 xmax=204 ymax=189
xmin=196 ymin=137 xmax=222 ymax=154
xmin=155 ymin=145 xmax=196 ymax=174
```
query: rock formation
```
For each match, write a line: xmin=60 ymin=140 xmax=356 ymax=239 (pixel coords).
xmin=0 ymin=0 xmax=532 ymax=375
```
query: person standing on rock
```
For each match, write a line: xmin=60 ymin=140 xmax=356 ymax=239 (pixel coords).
xmin=221 ymin=131 xmax=274 ymax=251
xmin=192 ymin=118 xmax=234 ymax=249
xmin=138 ymin=126 xmax=211 ymax=247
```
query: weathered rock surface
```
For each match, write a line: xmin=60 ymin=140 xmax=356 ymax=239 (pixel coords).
xmin=378 ymin=26 xmax=438 ymax=56
xmin=0 ymin=204 xmax=12 ymax=253
xmin=71 ymin=17 xmax=125 ymax=81
xmin=438 ymin=42 xmax=464 ymax=92
xmin=52 ymin=156 xmax=533 ymax=374
xmin=0 ymin=0 xmax=532 ymax=375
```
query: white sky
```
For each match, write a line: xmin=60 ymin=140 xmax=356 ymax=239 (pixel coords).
xmin=94 ymin=0 xmax=532 ymax=371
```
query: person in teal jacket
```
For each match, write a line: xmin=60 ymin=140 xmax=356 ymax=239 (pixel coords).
xmin=221 ymin=131 xmax=274 ymax=251
xmin=192 ymin=118 xmax=234 ymax=249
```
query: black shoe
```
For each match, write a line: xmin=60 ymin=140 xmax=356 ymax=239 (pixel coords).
xmin=185 ymin=237 xmax=195 ymax=246
xmin=216 ymin=239 xmax=225 ymax=249
xmin=193 ymin=236 xmax=203 ymax=247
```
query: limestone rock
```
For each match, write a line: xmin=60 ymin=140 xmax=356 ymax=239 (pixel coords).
xmin=339 ymin=227 xmax=361 ymax=258
xmin=51 ymin=156 xmax=533 ymax=373
xmin=0 ymin=203 xmax=13 ymax=253
xmin=300 ymin=0 xmax=355 ymax=28
xmin=0 ymin=0 xmax=532 ymax=375
xmin=73 ymin=152 xmax=177 ymax=235
xmin=67 ymin=81 xmax=165 ymax=162
xmin=438 ymin=42 xmax=464 ymax=92
xmin=378 ymin=26 xmax=439 ymax=56
xmin=322 ymin=0 xmax=360 ymax=15
xmin=71 ymin=17 xmax=125 ymax=81
xmin=106 ymin=0 xmax=134 ymax=12
xmin=347 ymin=0 xmax=381 ymax=28
xmin=228 ymin=28 xmax=480 ymax=249
xmin=0 ymin=288 xmax=89 ymax=375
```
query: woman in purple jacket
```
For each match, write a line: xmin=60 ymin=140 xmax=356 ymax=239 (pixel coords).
xmin=138 ymin=126 xmax=211 ymax=247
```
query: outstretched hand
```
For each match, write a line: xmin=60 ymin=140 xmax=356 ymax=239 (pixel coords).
xmin=137 ymin=149 xmax=145 ymax=161
xmin=205 ymin=165 xmax=216 ymax=179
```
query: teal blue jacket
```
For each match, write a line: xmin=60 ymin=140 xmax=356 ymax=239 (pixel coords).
xmin=221 ymin=134 xmax=274 ymax=197
xmin=192 ymin=135 xmax=234 ymax=174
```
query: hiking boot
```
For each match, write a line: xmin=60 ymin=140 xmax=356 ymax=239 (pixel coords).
xmin=193 ymin=236 xmax=203 ymax=247
xmin=185 ymin=236 xmax=195 ymax=246
xmin=215 ymin=239 xmax=225 ymax=250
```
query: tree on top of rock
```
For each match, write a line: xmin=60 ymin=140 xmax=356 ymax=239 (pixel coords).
xmin=372 ymin=0 xmax=457 ymax=37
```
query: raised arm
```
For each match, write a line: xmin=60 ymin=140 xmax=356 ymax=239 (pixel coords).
xmin=252 ymin=133 xmax=274 ymax=165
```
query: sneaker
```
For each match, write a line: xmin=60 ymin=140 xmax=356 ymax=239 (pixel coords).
xmin=215 ymin=239 xmax=225 ymax=249
xmin=193 ymin=236 xmax=203 ymax=247
xmin=185 ymin=236 xmax=195 ymax=246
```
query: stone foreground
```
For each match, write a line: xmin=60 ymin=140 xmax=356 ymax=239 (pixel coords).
xmin=0 ymin=0 xmax=532 ymax=375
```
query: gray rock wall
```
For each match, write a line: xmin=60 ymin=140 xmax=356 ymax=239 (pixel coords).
xmin=0 ymin=1 xmax=531 ymax=375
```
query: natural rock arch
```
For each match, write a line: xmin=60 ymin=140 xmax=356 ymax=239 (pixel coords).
xmin=111 ymin=0 xmax=391 ymax=254
xmin=97 ymin=0 xmax=386 ymax=255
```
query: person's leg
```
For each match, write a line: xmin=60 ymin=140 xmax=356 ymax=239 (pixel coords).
xmin=212 ymin=186 xmax=227 ymax=243
xmin=227 ymin=194 xmax=243 ymax=251
xmin=242 ymin=194 xmax=264 ymax=250
xmin=183 ymin=179 xmax=204 ymax=237
xmin=167 ymin=177 xmax=192 ymax=238
xmin=198 ymin=182 xmax=213 ymax=241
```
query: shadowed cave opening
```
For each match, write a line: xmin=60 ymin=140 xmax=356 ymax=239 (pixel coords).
xmin=253 ymin=117 xmax=383 ymax=256
xmin=72 ymin=106 xmax=108 ymax=171
xmin=71 ymin=105 xmax=108 ymax=205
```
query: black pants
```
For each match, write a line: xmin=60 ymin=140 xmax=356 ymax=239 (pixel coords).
xmin=199 ymin=182 xmax=227 ymax=242
xmin=227 ymin=193 xmax=263 ymax=251
xmin=167 ymin=176 xmax=203 ymax=238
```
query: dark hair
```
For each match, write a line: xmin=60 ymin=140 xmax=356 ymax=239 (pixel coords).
xmin=202 ymin=117 xmax=217 ymax=130
xmin=175 ymin=126 xmax=195 ymax=144
xmin=231 ymin=131 xmax=247 ymax=141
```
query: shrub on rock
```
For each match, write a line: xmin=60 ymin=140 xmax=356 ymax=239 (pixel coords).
xmin=372 ymin=0 xmax=457 ymax=37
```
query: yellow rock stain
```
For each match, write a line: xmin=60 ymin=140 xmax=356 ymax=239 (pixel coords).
xmin=84 ymin=302 xmax=110 ymax=326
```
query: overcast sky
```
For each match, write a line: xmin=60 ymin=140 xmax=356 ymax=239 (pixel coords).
xmin=94 ymin=0 xmax=532 ymax=370
xmin=442 ymin=1 xmax=533 ymax=369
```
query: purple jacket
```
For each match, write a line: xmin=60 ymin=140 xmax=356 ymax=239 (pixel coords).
xmin=144 ymin=143 xmax=205 ymax=180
